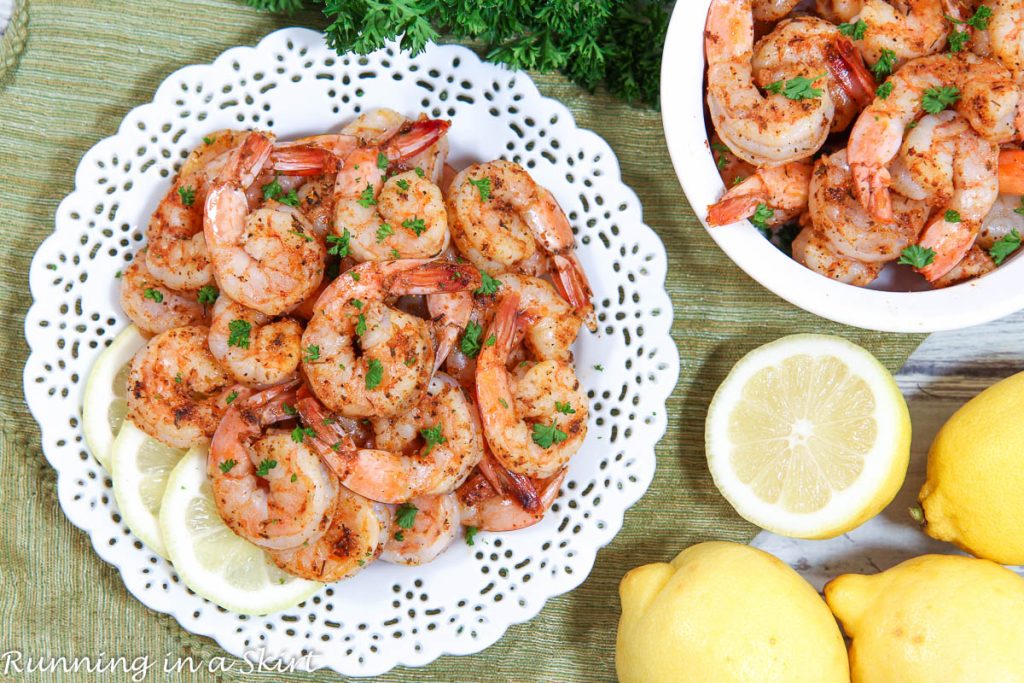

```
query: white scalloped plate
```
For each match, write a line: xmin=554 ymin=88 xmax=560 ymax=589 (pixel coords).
xmin=23 ymin=29 xmax=678 ymax=676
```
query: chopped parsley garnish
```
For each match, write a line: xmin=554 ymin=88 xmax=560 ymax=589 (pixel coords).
xmin=871 ymin=49 xmax=897 ymax=79
xmin=711 ymin=142 xmax=731 ymax=171
xmin=327 ymin=229 xmax=351 ymax=257
xmin=420 ymin=424 xmax=447 ymax=454
xmin=202 ymin=136 xmax=215 ymax=145
xmin=395 ymin=502 xmax=418 ymax=529
xmin=485 ymin=334 xmax=496 ymax=347
xmin=876 ymin=81 xmax=894 ymax=100
xmin=555 ymin=401 xmax=576 ymax=415
xmin=143 ymin=288 xmax=163 ymax=303
xmin=465 ymin=526 xmax=479 ymax=546
xmin=376 ymin=223 xmax=394 ymax=243
xmin=468 ymin=177 xmax=492 ymax=201
xmin=351 ymin=272 xmax=361 ymax=281
xmin=948 ymin=28 xmax=970 ymax=53
xmin=225 ymin=391 xmax=239 ymax=405
xmin=532 ymin=422 xmax=568 ymax=449
xmin=594 ymin=364 xmax=605 ymax=371
xmin=351 ymin=298 xmax=364 ymax=309
xmin=283 ymin=402 xmax=298 ymax=416
xmin=197 ymin=285 xmax=219 ymax=304
xmin=396 ymin=178 xmax=410 ymax=191
xmin=178 ymin=185 xmax=196 ymax=207
xmin=174 ymin=372 xmax=183 ymax=384
xmin=498 ymin=398 xmax=509 ymax=409
xmin=898 ymin=244 xmax=937 ymax=268
xmin=376 ymin=151 xmax=389 ymax=170
xmin=291 ymin=426 xmax=315 ymax=444
xmin=279 ymin=189 xmax=300 ymax=207
xmin=227 ymin=319 xmax=252 ymax=349
xmin=474 ymin=272 xmax=502 ymax=296
xmin=1015 ymin=197 xmax=1024 ymax=217
xmin=414 ymin=167 xmax=425 ymax=178
xmin=256 ymin=459 xmax=278 ymax=476
xmin=356 ymin=313 xmax=367 ymax=336
xmin=765 ymin=73 xmax=826 ymax=101
xmin=219 ymin=459 xmax=237 ymax=473
xmin=460 ymin=321 xmax=485 ymax=358
xmin=365 ymin=358 xmax=383 ymax=389
xmin=402 ymin=217 xmax=427 ymax=236
xmin=838 ymin=19 xmax=867 ymax=40
xmin=390 ymin=248 xmax=401 ymax=259
xmin=922 ymin=86 xmax=960 ymax=114
xmin=303 ymin=344 xmax=320 ymax=362
xmin=289 ymin=228 xmax=313 ymax=242
xmin=750 ymin=203 xmax=774 ymax=231
xmin=262 ymin=177 xmax=283 ymax=200
xmin=990 ymin=229 xmax=1022 ymax=265
xmin=944 ymin=209 xmax=962 ymax=223
xmin=357 ymin=183 xmax=377 ymax=207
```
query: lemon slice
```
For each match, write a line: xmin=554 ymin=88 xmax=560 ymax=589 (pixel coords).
xmin=159 ymin=447 xmax=323 ymax=615
xmin=83 ymin=325 xmax=146 ymax=469
xmin=111 ymin=420 xmax=186 ymax=558
xmin=705 ymin=334 xmax=911 ymax=539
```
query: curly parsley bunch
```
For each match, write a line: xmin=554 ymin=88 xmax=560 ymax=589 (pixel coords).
xmin=245 ymin=0 xmax=670 ymax=108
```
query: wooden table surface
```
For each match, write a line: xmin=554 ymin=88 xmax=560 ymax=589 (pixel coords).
xmin=754 ymin=309 xmax=1024 ymax=586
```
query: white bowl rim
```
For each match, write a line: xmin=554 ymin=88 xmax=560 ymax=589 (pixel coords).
xmin=660 ymin=0 xmax=1024 ymax=334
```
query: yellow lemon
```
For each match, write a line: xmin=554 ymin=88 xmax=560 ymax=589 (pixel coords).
xmin=825 ymin=554 xmax=1024 ymax=682
xmin=706 ymin=334 xmax=911 ymax=539
xmin=616 ymin=541 xmax=849 ymax=683
xmin=918 ymin=371 xmax=1024 ymax=564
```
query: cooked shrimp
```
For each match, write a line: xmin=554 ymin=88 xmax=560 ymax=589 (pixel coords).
xmin=855 ymin=0 xmax=951 ymax=66
xmin=999 ymin=148 xmax=1024 ymax=195
xmin=207 ymin=295 xmax=302 ymax=386
xmin=753 ymin=0 xmax=801 ymax=21
xmin=933 ymin=245 xmax=997 ymax=287
xmin=476 ymin=293 xmax=588 ymax=479
xmin=269 ymin=487 xmax=391 ymax=581
xmin=428 ymin=289 xmax=476 ymax=374
xmin=985 ymin=0 xmax=1024 ymax=75
xmin=204 ymin=131 xmax=326 ymax=315
xmin=814 ymin=0 xmax=862 ymax=23
xmin=126 ymin=325 xmax=232 ymax=448
xmin=295 ymin=374 xmax=485 ymax=503
xmin=889 ymin=111 xmax=1000 ymax=281
xmin=809 ymin=150 xmax=928 ymax=263
xmin=119 ymin=250 xmax=208 ymax=335
xmin=457 ymin=462 xmax=567 ymax=532
xmin=979 ymin=191 xmax=1024 ymax=249
xmin=499 ymin=273 xmax=583 ymax=363
xmin=705 ymin=0 xmax=835 ymax=167
xmin=752 ymin=17 xmax=877 ymax=133
xmin=707 ymin=160 xmax=813 ymax=227
xmin=447 ymin=160 xmax=594 ymax=326
xmin=342 ymin=107 xmax=409 ymax=145
xmin=145 ymin=130 xmax=249 ymax=291
xmin=335 ymin=149 xmax=449 ymax=261
xmin=208 ymin=382 xmax=339 ymax=551
xmin=791 ymin=222 xmax=884 ymax=286
xmin=380 ymin=493 xmax=461 ymax=565
xmin=848 ymin=53 xmax=1017 ymax=220
xmin=302 ymin=259 xmax=480 ymax=418
xmin=711 ymin=132 xmax=758 ymax=188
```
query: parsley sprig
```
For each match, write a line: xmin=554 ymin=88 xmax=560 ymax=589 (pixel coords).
xmin=990 ymin=229 xmax=1022 ymax=265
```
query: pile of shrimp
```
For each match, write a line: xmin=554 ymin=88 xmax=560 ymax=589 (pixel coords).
xmin=118 ymin=108 xmax=595 ymax=581
xmin=705 ymin=0 xmax=1024 ymax=288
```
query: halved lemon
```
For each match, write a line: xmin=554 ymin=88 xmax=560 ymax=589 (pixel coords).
xmin=83 ymin=325 xmax=146 ymax=469
xmin=705 ymin=334 xmax=911 ymax=539
xmin=111 ymin=419 xmax=185 ymax=558
xmin=159 ymin=447 xmax=323 ymax=615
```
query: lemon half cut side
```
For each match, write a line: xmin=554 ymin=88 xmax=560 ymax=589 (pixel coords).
xmin=82 ymin=325 xmax=146 ymax=469
xmin=706 ymin=334 xmax=911 ymax=539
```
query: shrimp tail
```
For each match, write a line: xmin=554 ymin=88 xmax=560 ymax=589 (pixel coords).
xmin=222 ymin=132 xmax=275 ymax=188
xmin=550 ymin=254 xmax=597 ymax=331
xmin=390 ymin=261 xmax=482 ymax=295
xmin=826 ymin=36 xmax=877 ymax=110
xmin=917 ymin=215 xmax=979 ymax=282
xmin=384 ymin=119 xmax=452 ymax=162
xmin=270 ymin=146 xmax=339 ymax=176
xmin=478 ymin=453 xmax=542 ymax=514
xmin=238 ymin=379 xmax=301 ymax=425
xmin=851 ymin=163 xmax=895 ymax=222
xmin=707 ymin=173 xmax=769 ymax=226
xmin=294 ymin=387 xmax=357 ymax=478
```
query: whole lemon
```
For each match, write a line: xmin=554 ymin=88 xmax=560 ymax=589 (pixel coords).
xmin=825 ymin=554 xmax=1024 ymax=682
xmin=918 ymin=371 xmax=1024 ymax=564
xmin=616 ymin=541 xmax=849 ymax=683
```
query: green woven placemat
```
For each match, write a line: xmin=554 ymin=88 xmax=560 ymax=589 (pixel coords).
xmin=0 ymin=1 xmax=924 ymax=681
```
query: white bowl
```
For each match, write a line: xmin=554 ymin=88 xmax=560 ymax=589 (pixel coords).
xmin=660 ymin=0 xmax=1024 ymax=333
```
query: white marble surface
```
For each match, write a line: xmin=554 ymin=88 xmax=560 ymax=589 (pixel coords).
xmin=752 ymin=310 xmax=1024 ymax=588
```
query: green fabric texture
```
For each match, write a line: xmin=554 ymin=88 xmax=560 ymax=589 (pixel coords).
xmin=0 ymin=1 xmax=924 ymax=681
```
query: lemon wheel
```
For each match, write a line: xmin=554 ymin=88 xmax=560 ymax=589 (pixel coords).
xmin=705 ymin=334 xmax=911 ymax=539
xmin=82 ymin=325 xmax=145 ymax=469
xmin=159 ymin=447 xmax=323 ymax=615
